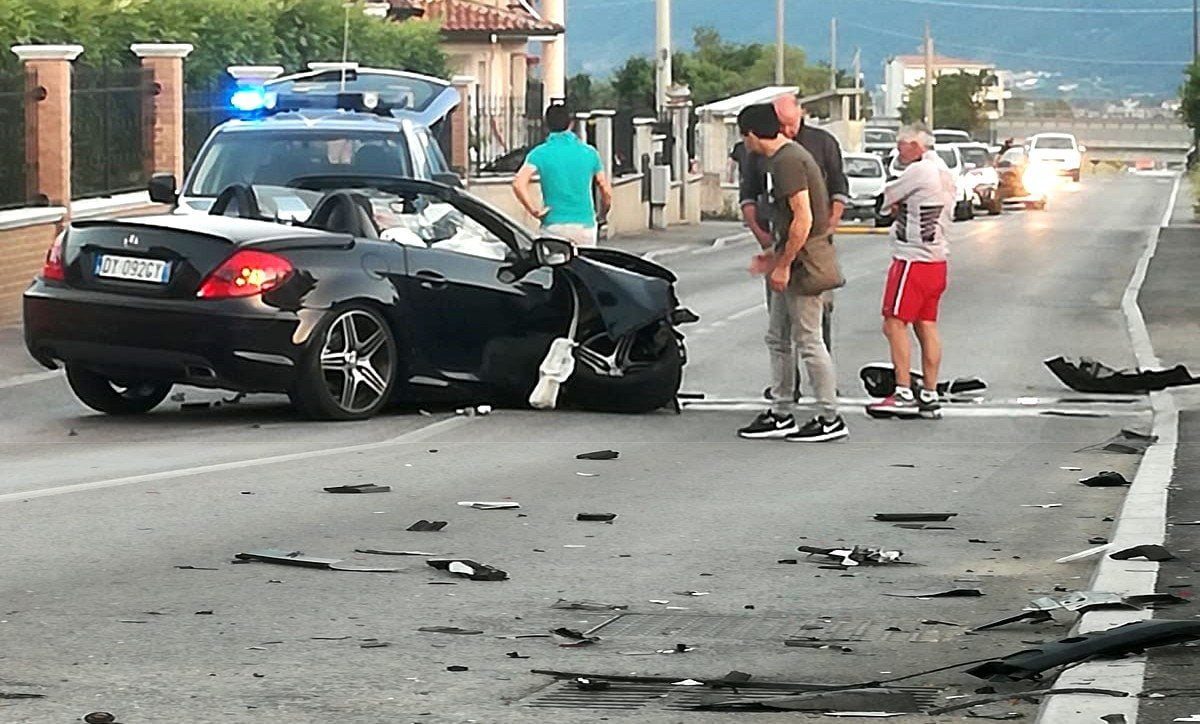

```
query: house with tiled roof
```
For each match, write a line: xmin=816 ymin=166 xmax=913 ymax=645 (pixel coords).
xmin=390 ymin=0 xmax=564 ymax=104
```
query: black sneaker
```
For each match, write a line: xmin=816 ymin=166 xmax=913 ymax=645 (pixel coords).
xmin=918 ymin=391 xmax=942 ymax=420
xmin=738 ymin=411 xmax=798 ymax=439
xmin=787 ymin=415 xmax=849 ymax=443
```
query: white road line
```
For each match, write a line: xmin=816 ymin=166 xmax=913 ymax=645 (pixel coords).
xmin=641 ymin=245 xmax=694 ymax=262
xmin=726 ymin=303 xmax=765 ymax=321
xmin=0 ymin=369 xmax=62 ymax=390
xmin=680 ymin=401 xmax=1138 ymax=418
xmin=1037 ymin=172 xmax=1182 ymax=724
xmin=0 ymin=415 xmax=471 ymax=505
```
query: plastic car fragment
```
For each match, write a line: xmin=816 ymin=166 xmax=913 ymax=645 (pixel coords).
xmin=860 ymin=363 xmax=988 ymax=398
xmin=964 ymin=620 xmax=1200 ymax=682
xmin=798 ymin=545 xmax=904 ymax=567
xmin=406 ymin=520 xmax=447 ymax=532
xmin=551 ymin=599 xmax=628 ymax=611
xmin=1079 ymin=471 xmax=1130 ymax=487
xmin=874 ymin=513 xmax=957 ymax=522
xmin=576 ymin=513 xmax=617 ymax=521
xmin=577 ymin=450 xmax=620 ymax=460
xmin=355 ymin=549 xmax=439 ymax=556
xmin=1078 ymin=428 xmax=1159 ymax=455
xmin=927 ymin=688 xmax=1128 ymax=715
xmin=457 ymin=501 xmax=520 ymax=510
xmin=884 ymin=588 xmax=984 ymax=598
xmin=426 ymin=558 xmax=508 ymax=581
xmin=971 ymin=609 xmax=1055 ymax=632
xmin=693 ymin=688 xmax=921 ymax=712
xmin=232 ymin=549 xmax=398 ymax=572
xmin=417 ymin=626 xmax=483 ymax=635
xmin=1110 ymin=545 xmax=1176 ymax=561
xmin=1044 ymin=356 xmax=1199 ymax=394
xmin=323 ymin=484 xmax=390 ymax=493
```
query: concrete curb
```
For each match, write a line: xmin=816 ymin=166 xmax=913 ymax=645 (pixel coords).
xmin=1035 ymin=173 xmax=1183 ymax=724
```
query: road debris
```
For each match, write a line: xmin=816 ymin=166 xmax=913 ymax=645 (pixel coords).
xmin=1060 ymin=466 xmax=1083 ymax=471
xmin=0 ymin=692 xmax=45 ymax=700
xmin=506 ymin=651 xmax=530 ymax=658
xmin=575 ymin=472 xmax=598 ymax=477
xmin=83 ymin=714 xmax=119 ymax=724
xmin=455 ymin=405 xmax=492 ymax=416
xmin=174 ymin=565 xmax=218 ymax=570
xmin=860 ymin=363 xmax=988 ymax=398
xmin=1078 ymin=428 xmax=1158 ymax=455
xmin=927 ymin=688 xmax=1128 ymax=715
xmin=417 ymin=626 xmax=483 ymax=635
xmin=1056 ymin=544 xmax=1112 ymax=563
xmin=883 ymin=588 xmax=984 ymax=598
xmin=671 ymin=679 xmax=705 ymax=686
xmin=874 ymin=513 xmax=957 ymax=522
xmin=323 ymin=484 xmax=391 ymax=494
xmin=674 ymin=591 xmax=710 ymax=596
xmin=233 ymin=549 xmax=398 ymax=572
xmin=550 ymin=627 xmax=600 ymax=647
xmin=1079 ymin=471 xmax=1131 ymax=487
xmin=577 ymin=450 xmax=620 ymax=460
xmin=360 ymin=641 xmax=390 ymax=648
xmin=893 ymin=523 xmax=956 ymax=530
xmin=965 ymin=620 xmax=1200 ymax=681
xmin=576 ymin=513 xmax=617 ymax=521
xmin=1044 ymin=356 xmax=1199 ymax=394
xmin=457 ymin=501 xmax=520 ymax=510
xmin=446 ymin=665 xmax=469 ymax=672
xmin=572 ymin=677 xmax=611 ymax=690
xmin=552 ymin=599 xmax=628 ymax=611
xmin=620 ymin=643 xmax=696 ymax=655
xmin=426 ymin=559 xmax=508 ymax=581
xmin=406 ymin=520 xmax=447 ymax=532
xmin=1110 ymin=544 xmax=1176 ymax=561
xmin=1021 ymin=504 xmax=1062 ymax=509
xmin=355 ymin=549 xmax=439 ymax=556
xmin=695 ymin=688 xmax=921 ymax=712
xmin=798 ymin=545 xmax=904 ymax=567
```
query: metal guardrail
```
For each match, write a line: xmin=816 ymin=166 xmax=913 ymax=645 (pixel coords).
xmin=0 ymin=72 xmax=27 ymax=210
xmin=71 ymin=65 xmax=148 ymax=199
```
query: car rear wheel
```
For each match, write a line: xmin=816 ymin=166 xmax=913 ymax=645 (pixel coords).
xmin=65 ymin=365 xmax=172 ymax=415
xmin=564 ymin=322 xmax=684 ymax=413
xmin=290 ymin=305 xmax=397 ymax=421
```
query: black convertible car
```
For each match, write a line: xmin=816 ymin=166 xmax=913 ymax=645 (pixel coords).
xmin=23 ymin=176 xmax=692 ymax=420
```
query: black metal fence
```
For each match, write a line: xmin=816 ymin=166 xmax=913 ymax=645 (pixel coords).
xmin=471 ymin=94 xmax=544 ymax=175
xmin=71 ymin=66 xmax=148 ymax=199
xmin=184 ymin=80 xmax=233 ymax=174
xmin=0 ymin=71 xmax=27 ymax=210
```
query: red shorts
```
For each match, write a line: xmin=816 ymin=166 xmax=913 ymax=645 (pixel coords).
xmin=882 ymin=259 xmax=947 ymax=322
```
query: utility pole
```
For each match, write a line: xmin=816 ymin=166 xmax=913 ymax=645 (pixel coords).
xmin=656 ymin=0 xmax=673 ymax=114
xmin=853 ymin=47 xmax=862 ymax=121
xmin=775 ymin=0 xmax=785 ymax=85
xmin=830 ymin=17 xmax=838 ymax=91
xmin=923 ymin=20 xmax=934 ymax=128
xmin=1194 ymin=0 xmax=1198 ymax=61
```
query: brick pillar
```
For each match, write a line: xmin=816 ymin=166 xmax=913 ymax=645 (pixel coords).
xmin=449 ymin=75 xmax=475 ymax=176
xmin=592 ymin=109 xmax=615 ymax=180
xmin=131 ymin=43 xmax=193 ymax=183
xmin=12 ymin=44 xmax=83 ymax=207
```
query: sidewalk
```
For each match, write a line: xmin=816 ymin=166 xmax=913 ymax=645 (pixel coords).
xmin=604 ymin=220 xmax=749 ymax=258
xmin=1138 ymin=180 xmax=1200 ymax=724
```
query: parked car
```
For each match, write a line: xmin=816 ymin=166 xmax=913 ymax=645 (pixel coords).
xmin=995 ymin=147 xmax=1049 ymax=210
xmin=887 ymin=145 xmax=976 ymax=221
xmin=176 ymin=67 xmax=462 ymax=216
xmin=863 ymin=127 xmax=897 ymax=157
xmin=841 ymin=153 xmax=888 ymax=225
xmin=23 ymin=176 xmax=695 ymax=420
xmin=954 ymin=142 xmax=1002 ymax=215
xmin=933 ymin=128 xmax=972 ymax=145
xmin=1027 ymin=132 xmax=1084 ymax=182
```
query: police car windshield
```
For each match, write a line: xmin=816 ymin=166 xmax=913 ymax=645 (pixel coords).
xmin=188 ymin=131 xmax=413 ymax=197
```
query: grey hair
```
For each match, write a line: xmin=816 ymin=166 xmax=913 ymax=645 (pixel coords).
xmin=897 ymin=124 xmax=935 ymax=149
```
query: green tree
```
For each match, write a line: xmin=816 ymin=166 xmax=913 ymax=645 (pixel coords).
xmin=609 ymin=55 xmax=656 ymax=114
xmin=1179 ymin=59 xmax=1200 ymax=131
xmin=900 ymin=71 xmax=986 ymax=133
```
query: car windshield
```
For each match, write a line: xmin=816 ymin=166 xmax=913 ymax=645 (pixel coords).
xmin=936 ymin=149 xmax=960 ymax=169
xmin=999 ymin=148 xmax=1026 ymax=165
xmin=269 ymin=71 xmax=446 ymax=112
xmin=844 ymin=157 xmax=883 ymax=178
xmin=935 ymin=131 xmax=969 ymax=144
xmin=1033 ymin=137 xmax=1075 ymax=150
xmin=187 ymin=131 xmax=413 ymax=197
xmin=865 ymin=129 xmax=895 ymax=144
xmin=959 ymin=147 xmax=992 ymax=168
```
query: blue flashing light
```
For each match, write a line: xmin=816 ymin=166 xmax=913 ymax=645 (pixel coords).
xmin=230 ymin=88 xmax=267 ymax=112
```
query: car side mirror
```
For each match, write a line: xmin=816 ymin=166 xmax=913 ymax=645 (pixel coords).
xmin=432 ymin=172 xmax=464 ymax=189
xmin=1078 ymin=144 xmax=1087 ymax=153
xmin=534 ymin=237 xmax=576 ymax=267
xmin=148 ymin=173 xmax=178 ymax=205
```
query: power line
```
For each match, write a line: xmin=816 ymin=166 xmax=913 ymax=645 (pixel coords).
xmin=840 ymin=19 xmax=1186 ymax=65
xmin=881 ymin=0 xmax=1190 ymax=14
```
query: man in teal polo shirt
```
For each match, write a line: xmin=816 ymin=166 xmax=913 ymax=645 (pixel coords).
xmin=513 ymin=104 xmax=613 ymax=247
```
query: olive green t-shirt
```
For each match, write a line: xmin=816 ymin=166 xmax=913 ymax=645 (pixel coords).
xmin=766 ymin=141 xmax=831 ymax=253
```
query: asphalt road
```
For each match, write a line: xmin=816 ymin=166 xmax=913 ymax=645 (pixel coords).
xmin=0 ymin=174 xmax=1177 ymax=723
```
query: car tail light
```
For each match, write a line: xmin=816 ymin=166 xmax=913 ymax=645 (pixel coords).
xmin=197 ymin=249 xmax=293 ymax=299
xmin=42 ymin=234 xmax=65 ymax=281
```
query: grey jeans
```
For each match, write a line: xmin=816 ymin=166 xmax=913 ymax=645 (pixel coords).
xmin=766 ymin=288 xmax=838 ymax=419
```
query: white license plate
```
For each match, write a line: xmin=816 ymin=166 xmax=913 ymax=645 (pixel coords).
xmin=94 ymin=254 xmax=171 ymax=284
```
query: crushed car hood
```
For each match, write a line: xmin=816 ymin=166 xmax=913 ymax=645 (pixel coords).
xmin=565 ymin=253 xmax=675 ymax=339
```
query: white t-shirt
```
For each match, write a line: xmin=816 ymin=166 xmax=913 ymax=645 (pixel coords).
xmin=883 ymin=150 xmax=955 ymax=262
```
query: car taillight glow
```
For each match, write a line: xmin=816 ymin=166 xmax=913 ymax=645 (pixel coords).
xmin=42 ymin=234 xmax=65 ymax=281
xmin=197 ymin=249 xmax=293 ymax=299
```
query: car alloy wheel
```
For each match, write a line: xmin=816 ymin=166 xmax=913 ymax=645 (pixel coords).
xmin=318 ymin=309 xmax=395 ymax=415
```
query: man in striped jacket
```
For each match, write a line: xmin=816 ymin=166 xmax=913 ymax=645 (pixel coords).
xmin=867 ymin=125 xmax=955 ymax=420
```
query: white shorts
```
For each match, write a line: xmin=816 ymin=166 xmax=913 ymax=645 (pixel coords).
xmin=543 ymin=223 xmax=598 ymax=247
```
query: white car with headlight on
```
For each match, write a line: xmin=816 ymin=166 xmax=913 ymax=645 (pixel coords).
xmin=954 ymin=142 xmax=1002 ymax=215
xmin=1027 ymin=132 xmax=1084 ymax=182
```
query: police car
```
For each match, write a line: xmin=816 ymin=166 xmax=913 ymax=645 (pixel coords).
xmin=149 ymin=65 xmax=462 ymax=215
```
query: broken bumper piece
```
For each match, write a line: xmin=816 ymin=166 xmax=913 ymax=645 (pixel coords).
xmin=426 ymin=558 xmax=508 ymax=581
xmin=965 ymin=620 xmax=1200 ymax=681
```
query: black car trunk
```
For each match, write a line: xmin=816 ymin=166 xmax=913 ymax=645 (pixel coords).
xmin=65 ymin=222 xmax=237 ymax=299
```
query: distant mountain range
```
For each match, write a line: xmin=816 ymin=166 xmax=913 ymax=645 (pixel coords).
xmin=565 ymin=0 xmax=1190 ymax=100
